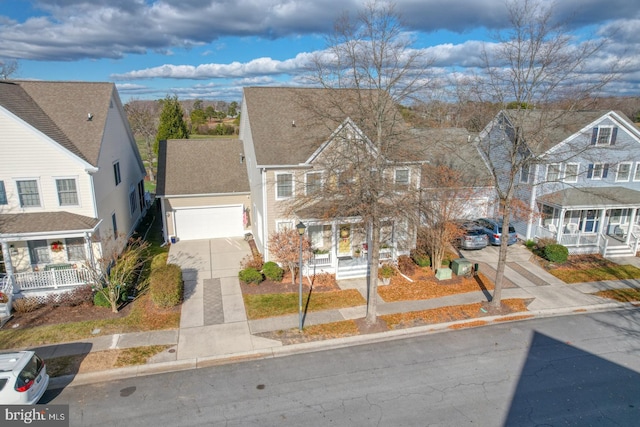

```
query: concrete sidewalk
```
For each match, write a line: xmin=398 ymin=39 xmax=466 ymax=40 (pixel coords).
xmin=43 ymin=239 xmax=640 ymax=389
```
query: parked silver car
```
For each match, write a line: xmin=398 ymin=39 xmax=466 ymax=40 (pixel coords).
xmin=0 ymin=351 xmax=49 ymax=405
xmin=456 ymin=222 xmax=489 ymax=250
xmin=475 ymin=218 xmax=518 ymax=246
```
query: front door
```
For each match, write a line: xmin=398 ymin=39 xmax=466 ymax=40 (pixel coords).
xmin=338 ymin=225 xmax=351 ymax=257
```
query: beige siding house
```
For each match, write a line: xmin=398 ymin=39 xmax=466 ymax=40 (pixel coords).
xmin=0 ymin=80 xmax=147 ymax=300
xmin=155 ymin=139 xmax=251 ymax=243
xmin=239 ymin=87 xmax=423 ymax=279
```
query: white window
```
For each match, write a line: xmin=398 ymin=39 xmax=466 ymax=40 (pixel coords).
xmin=564 ymin=163 xmax=579 ymax=183
xmin=591 ymin=163 xmax=604 ymax=179
xmin=634 ymin=163 xmax=640 ymax=182
xmin=129 ymin=185 xmax=137 ymax=216
xmin=28 ymin=240 xmax=50 ymax=264
xmin=276 ymin=173 xmax=293 ymax=199
xmin=16 ymin=180 xmax=40 ymax=207
xmin=520 ymin=164 xmax=530 ymax=183
xmin=616 ymin=163 xmax=632 ymax=182
xmin=56 ymin=178 xmax=78 ymax=206
xmin=113 ymin=161 xmax=121 ymax=186
xmin=395 ymin=169 xmax=410 ymax=187
xmin=306 ymin=172 xmax=322 ymax=196
xmin=0 ymin=180 xmax=6 ymax=205
xmin=546 ymin=164 xmax=560 ymax=182
xmin=65 ymin=237 xmax=85 ymax=262
xmin=595 ymin=126 xmax=614 ymax=145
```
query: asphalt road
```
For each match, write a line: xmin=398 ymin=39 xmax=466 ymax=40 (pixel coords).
xmin=44 ymin=309 xmax=640 ymax=426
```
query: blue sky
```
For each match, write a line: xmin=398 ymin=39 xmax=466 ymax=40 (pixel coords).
xmin=0 ymin=0 xmax=638 ymax=103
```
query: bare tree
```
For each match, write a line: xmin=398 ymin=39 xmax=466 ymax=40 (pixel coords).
xmin=0 ymin=59 xmax=18 ymax=80
xmin=85 ymin=236 xmax=151 ymax=313
xmin=268 ymin=229 xmax=312 ymax=285
xmin=471 ymin=0 xmax=619 ymax=308
xmin=124 ymin=100 xmax=159 ymax=182
xmin=298 ymin=0 xmax=434 ymax=324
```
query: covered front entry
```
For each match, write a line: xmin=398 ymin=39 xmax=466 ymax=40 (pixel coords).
xmin=174 ymin=205 xmax=244 ymax=240
xmin=534 ymin=187 xmax=640 ymax=256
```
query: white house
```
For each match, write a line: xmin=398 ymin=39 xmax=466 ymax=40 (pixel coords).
xmin=0 ymin=80 xmax=147 ymax=298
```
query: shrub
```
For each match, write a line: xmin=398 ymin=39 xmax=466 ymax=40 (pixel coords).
xmin=151 ymin=252 xmax=168 ymax=270
xmin=397 ymin=255 xmax=415 ymax=276
xmin=525 ymin=239 xmax=536 ymax=249
xmin=239 ymin=267 xmax=264 ymax=284
xmin=262 ymin=261 xmax=284 ymax=282
xmin=93 ymin=290 xmax=111 ymax=308
xmin=379 ymin=263 xmax=396 ymax=279
xmin=12 ymin=297 xmax=42 ymax=313
xmin=150 ymin=263 xmax=183 ymax=308
xmin=536 ymin=237 xmax=556 ymax=249
xmin=411 ymin=252 xmax=430 ymax=267
xmin=241 ymin=253 xmax=263 ymax=270
xmin=544 ymin=244 xmax=569 ymax=263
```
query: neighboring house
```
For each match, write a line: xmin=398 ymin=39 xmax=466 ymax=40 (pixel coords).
xmin=155 ymin=138 xmax=251 ymax=242
xmin=477 ymin=109 xmax=640 ymax=256
xmin=413 ymin=127 xmax=496 ymax=219
xmin=0 ymin=80 xmax=147 ymax=300
xmin=239 ymin=87 xmax=423 ymax=279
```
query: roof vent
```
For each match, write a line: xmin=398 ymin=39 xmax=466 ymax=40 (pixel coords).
xmin=292 ymin=120 xmax=296 ymax=127
xmin=87 ymin=113 xmax=93 ymax=121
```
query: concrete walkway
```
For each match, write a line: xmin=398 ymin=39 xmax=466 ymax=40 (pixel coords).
xmin=42 ymin=239 xmax=639 ymax=388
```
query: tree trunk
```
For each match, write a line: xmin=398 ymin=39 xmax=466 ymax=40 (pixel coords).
xmin=491 ymin=205 xmax=513 ymax=308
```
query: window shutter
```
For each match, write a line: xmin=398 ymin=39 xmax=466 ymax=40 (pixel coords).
xmin=603 ymin=164 xmax=609 ymax=178
xmin=587 ymin=164 xmax=593 ymax=178
xmin=590 ymin=128 xmax=598 ymax=145
xmin=611 ymin=127 xmax=618 ymax=145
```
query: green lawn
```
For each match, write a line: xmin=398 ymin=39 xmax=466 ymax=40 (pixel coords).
xmin=549 ymin=264 xmax=640 ymax=283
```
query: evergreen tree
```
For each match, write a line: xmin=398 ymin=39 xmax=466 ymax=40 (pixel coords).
xmin=155 ymin=95 xmax=188 ymax=153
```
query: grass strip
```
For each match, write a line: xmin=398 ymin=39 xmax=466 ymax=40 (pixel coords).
xmin=594 ymin=288 xmax=640 ymax=302
xmin=244 ymin=289 xmax=365 ymax=319
xmin=550 ymin=265 xmax=640 ymax=283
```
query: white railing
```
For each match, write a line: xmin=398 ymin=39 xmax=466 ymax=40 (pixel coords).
xmin=310 ymin=252 xmax=332 ymax=267
xmin=12 ymin=268 xmax=93 ymax=291
xmin=559 ymin=232 xmax=599 ymax=247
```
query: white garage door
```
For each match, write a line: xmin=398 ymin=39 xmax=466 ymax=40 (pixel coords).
xmin=174 ymin=205 xmax=244 ymax=240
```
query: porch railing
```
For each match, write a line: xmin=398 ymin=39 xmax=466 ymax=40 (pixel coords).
xmin=310 ymin=252 xmax=332 ymax=267
xmin=12 ymin=268 xmax=93 ymax=292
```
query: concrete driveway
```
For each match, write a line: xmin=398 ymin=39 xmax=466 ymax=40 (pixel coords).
xmin=167 ymin=237 xmax=282 ymax=360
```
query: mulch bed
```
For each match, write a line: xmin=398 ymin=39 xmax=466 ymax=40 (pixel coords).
xmin=240 ymin=271 xmax=341 ymax=295
xmin=3 ymin=301 xmax=133 ymax=330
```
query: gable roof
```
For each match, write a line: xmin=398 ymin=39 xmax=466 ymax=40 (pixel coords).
xmin=242 ymin=87 xmax=416 ymax=167
xmin=156 ymin=138 xmax=250 ymax=196
xmin=0 ymin=80 xmax=117 ymax=166
xmin=499 ymin=109 xmax=637 ymax=155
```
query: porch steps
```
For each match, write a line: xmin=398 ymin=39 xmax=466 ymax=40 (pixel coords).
xmin=336 ymin=259 xmax=369 ymax=280
xmin=604 ymin=244 xmax=636 ymax=258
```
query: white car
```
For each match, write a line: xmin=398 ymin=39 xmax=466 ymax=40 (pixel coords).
xmin=0 ymin=351 xmax=49 ymax=404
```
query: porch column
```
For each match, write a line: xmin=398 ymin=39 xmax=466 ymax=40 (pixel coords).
xmin=598 ymin=209 xmax=607 ymax=236
xmin=626 ymin=208 xmax=638 ymax=246
xmin=557 ymin=208 xmax=566 ymax=244
xmin=0 ymin=241 xmax=17 ymax=293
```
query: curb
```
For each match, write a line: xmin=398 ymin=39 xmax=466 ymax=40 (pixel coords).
xmin=48 ymin=300 xmax=634 ymax=390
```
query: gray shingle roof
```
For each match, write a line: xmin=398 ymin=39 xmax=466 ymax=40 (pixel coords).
xmin=0 ymin=212 xmax=100 ymax=235
xmin=242 ymin=87 xmax=416 ymax=166
xmin=501 ymin=110 xmax=635 ymax=155
xmin=538 ymin=187 xmax=640 ymax=209
xmin=156 ymin=138 xmax=250 ymax=196
xmin=0 ymin=80 xmax=116 ymax=165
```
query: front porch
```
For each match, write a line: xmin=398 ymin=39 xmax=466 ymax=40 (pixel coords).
xmin=1 ymin=266 xmax=93 ymax=298
xmin=534 ymin=187 xmax=640 ymax=257
xmin=302 ymin=220 xmax=402 ymax=280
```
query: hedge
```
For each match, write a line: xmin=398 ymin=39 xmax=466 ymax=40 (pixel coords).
xmin=544 ymin=243 xmax=569 ymax=263
xmin=262 ymin=261 xmax=284 ymax=281
xmin=150 ymin=263 xmax=183 ymax=308
xmin=239 ymin=267 xmax=264 ymax=284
